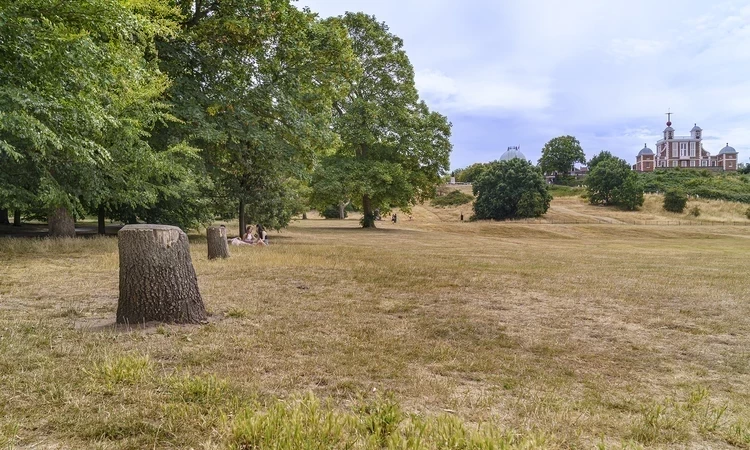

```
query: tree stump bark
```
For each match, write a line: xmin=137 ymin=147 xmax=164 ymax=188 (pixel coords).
xmin=116 ymin=224 xmax=207 ymax=325
xmin=48 ymin=207 xmax=76 ymax=237
xmin=0 ymin=209 xmax=8 ymax=225
xmin=13 ymin=210 xmax=21 ymax=227
xmin=206 ymin=226 xmax=229 ymax=260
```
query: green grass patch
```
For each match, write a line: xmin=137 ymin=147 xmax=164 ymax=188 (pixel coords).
xmin=86 ymin=354 xmax=153 ymax=388
xmin=547 ymin=185 xmax=585 ymax=197
xmin=228 ymin=394 xmax=552 ymax=449
xmin=431 ymin=190 xmax=474 ymax=207
xmin=640 ymin=170 xmax=750 ymax=203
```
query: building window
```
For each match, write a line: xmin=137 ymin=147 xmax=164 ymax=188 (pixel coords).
xmin=701 ymin=160 xmax=707 ymax=167
xmin=672 ymin=160 xmax=677 ymax=167
xmin=672 ymin=142 xmax=679 ymax=158
xmin=690 ymin=142 xmax=696 ymax=157
xmin=690 ymin=160 xmax=696 ymax=167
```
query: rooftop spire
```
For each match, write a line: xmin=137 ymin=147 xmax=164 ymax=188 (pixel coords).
xmin=665 ymin=108 xmax=672 ymax=127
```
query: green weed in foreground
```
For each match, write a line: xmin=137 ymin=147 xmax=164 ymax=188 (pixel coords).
xmin=85 ymin=354 xmax=153 ymax=388
xmin=627 ymin=387 xmax=732 ymax=445
xmin=228 ymin=394 xmax=552 ymax=450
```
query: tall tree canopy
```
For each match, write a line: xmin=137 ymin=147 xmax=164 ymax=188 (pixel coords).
xmin=538 ymin=135 xmax=586 ymax=182
xmin=317 ymin=12 xmax=452 ymax=228
xmin=0 ymin=0 xmax=182 ymax=236
xmin=156 ymin=0 xmax=358 ymax=235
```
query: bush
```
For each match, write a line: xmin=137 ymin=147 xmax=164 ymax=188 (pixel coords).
xmin=663 ymin=189 xmax=688 ymax=213
xmin=321 ymin=205 xmax=346 ymax=219
xmin=472 ymin=159 xmax=551 ymax=220
xmin=689 ymin=206 xmax=701 ymax=217
xmin=746 ymin=207 xmax=750 ymax=220
xmin=587 ymin=155 xmax=644 ymax=210
xmin=431 ymin=190 xmax=473 ymax=207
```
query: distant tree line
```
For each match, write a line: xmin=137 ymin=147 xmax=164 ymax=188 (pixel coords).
xmin=0 ymin=0 xmax=452 ymax=235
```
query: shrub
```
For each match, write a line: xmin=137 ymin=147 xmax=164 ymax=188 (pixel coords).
xmin=321 ymin=205 xmax=347 ymax=219
xmin=472 ymin=158 xmax=551 ymax=220
xmin=689 ymin=206 xmax=701 ymax=217
xmin=431 ymin=190 xmax=473 ymax=207
xmin=587 ymin=155 xmax=644 ymax=210
xmin=663 ymin=189 xmax=688 ymax=213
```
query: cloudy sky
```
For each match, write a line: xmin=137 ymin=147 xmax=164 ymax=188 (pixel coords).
xmin=299 ymin=0 xmax=750 ymax=170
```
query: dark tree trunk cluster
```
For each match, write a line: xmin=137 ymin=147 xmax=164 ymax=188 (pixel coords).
xmin=0 ymin=209 xmax=8 ymax=225
xmin=116 ymin=224 xmax=207 ymax=325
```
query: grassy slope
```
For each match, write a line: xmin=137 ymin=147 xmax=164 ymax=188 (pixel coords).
xmin=1 ymin=198 xmax=750 ymax=448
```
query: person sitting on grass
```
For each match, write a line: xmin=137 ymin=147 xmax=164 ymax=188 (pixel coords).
xmin=256 ymin=224 xmax=268 ymax=246
xmin=230 ymin=225 xmax=255 ymax=246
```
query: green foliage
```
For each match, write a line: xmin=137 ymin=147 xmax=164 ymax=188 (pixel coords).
xmin=454 ymin=163 xmax=488 ymax=183
xmin=0 ymin=0 xmax=180 ymax=227
xmin=587 ymin=151 xmax=615 ymax=170
xmin=689 ymin=205 xmax=701 ymax=217
xmin=663 ymin=189 xmax=688 ymax=213
xmin=746 ymin=207 xmax=750 ymax=220
xmin=640 ymin=170 xmax=750 ymax=204
xmin=322 ymin=205 xmax=348 ymax=219
xmin=587 ymin=154 xmax=644 ymax=210
xmin=431 ymin=190 xmax=474 ymax=207
xmin=320 ymin=13 xmax=452 ymax=228
xmin=472 ymin=159 xmax=551 ymax=220
xmin=538 ymin=135 xmax=586 ymax=179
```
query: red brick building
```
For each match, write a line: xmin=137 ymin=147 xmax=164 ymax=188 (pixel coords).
xmin=635 ymin=117 xmax=739 ymax=172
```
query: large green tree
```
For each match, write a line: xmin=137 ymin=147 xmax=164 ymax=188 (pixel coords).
xmin=0 ymin=0 xmax=180 ymax=236
xmin=473 ymin=159 xmax=551 ymax=220
xmin=155 ymin=0 xmax=357 ymax=236
xmin=322 ymin=12 xmax=452 ymax=228
xmin=586 ymin=154 xmax=644 ymax=210
xmin=539 ymin=135 xmax=586 ymax=182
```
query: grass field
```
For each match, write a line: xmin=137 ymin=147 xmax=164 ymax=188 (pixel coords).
xmin=1 ymin=195 xmax=750 ymax=449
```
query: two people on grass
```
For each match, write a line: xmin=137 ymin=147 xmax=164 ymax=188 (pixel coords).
xmin=230 ymin=224 xmax=268 ymax=246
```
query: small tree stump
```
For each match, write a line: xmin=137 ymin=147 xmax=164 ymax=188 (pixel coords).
xmin=116 ymin=224 xmax=207 ymax=325
xmin=207 ymin=226 xmax=230 ymax=260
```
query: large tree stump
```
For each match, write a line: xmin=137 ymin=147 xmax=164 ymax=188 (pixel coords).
xmin=48 ymin=207 xmax=76 ymax=237
xmin=206 ymin=226 xmax=229 ymax=260
xmin=116 ymin=224 xmax=207 ymax=325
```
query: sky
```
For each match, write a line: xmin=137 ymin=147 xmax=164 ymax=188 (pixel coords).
xmin=298 ymin=0 xmax=750 ymax=170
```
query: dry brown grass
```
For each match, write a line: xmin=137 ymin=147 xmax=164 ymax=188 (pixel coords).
xmin=1 ymin=198 xmax=750 ymax=449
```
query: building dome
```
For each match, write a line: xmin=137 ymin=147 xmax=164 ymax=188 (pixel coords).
xmin=691 ymin=123 xmax=702 ymax=132
xmin=638 ymin=143 xmax=654 ymax=156
xmin=718 ymin=143 xmax=737 ymax=155
xmin=664 ymin=126 xmax=674 ymax=132
xmin=499 ymin=146 xmax=526 ymax=161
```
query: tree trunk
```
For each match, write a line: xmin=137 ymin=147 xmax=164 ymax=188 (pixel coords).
xmin=339 ymin=202 xmax=346 ymax=219
xmin=207 ymin=226 xmax=229 ymax=260
xmin=13 ymin=210 xmax=21 ymax=227
xmin=302 ymin=212 xmax=307 ymax=220
xmin=361 ymin=194 xmax=375 ymax=228
xmin=48 ymin=207 xmax=76 ymax=238
xmin=97 ymin=205 xmax=106 ymax=235
xmin=0 ymin=209 xmax=8 ymax=225
xmin=239 ymin=198 xmax=246 ymax=238
xmin=116 ymin=224 xmax=207 ymax=325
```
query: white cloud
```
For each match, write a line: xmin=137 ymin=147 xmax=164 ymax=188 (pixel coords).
xmin=299 ymin=0 xmax=750 ymax=167
xmin=415 ymin=69 xmax=551 ymax=113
